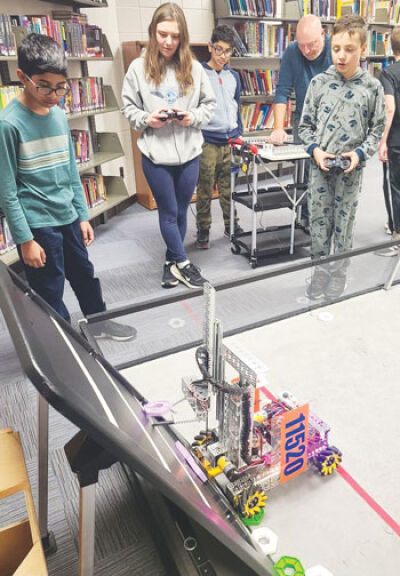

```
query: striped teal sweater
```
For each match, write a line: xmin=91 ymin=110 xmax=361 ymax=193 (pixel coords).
xmin=0 ymin=99 xmax=89 ymax=245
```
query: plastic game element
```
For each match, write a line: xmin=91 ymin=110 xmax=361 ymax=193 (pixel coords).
xmin=305 ymin=566 xmax=333 ymax=576
xmin=160 ymin=109 xmax=185 ymax=121
xmin=242 ymin=508 xmax=265 ymax=527
xmin=274 ymin=556 xmax=305 ymax=576
xmin=143 ymin=400 xmax=173 ymax=416
xmin=323 ymin=156 xmax=351 ymax=171
xmin=250 ymin=526 xmax=278 ymax=555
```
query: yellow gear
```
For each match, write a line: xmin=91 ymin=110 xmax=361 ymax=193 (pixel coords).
xmin=244 ymin=490 xmax=267 ymax=518
xmin=320 ymin=452 xmax=341 ymax=476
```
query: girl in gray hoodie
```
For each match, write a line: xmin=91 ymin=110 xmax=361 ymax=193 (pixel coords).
xmin=121 ymin=2 xmax=216 ymax=289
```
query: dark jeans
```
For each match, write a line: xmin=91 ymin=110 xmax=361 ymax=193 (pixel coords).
xmin=382 ymin=147 xmax=400 ymax=234
xmin=18 ymin=218 xmax=105 ymax=322
xmin=142 ymin=155 xmax=200 ymax=263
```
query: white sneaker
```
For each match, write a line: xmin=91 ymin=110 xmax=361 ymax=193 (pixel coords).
xmin=385 ymin=222 xmax=392 ymax=235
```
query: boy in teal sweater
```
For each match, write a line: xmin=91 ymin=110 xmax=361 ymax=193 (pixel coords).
xmin=0 ymin=34 xmax=135 ymax=340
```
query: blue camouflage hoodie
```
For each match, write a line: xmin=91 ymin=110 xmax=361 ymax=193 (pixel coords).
xmin=299 ymin=65 xmax=385 ymax=162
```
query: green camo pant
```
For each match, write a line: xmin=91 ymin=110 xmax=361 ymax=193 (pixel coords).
xmin=309 ymin=163 xmax=363 ymax=261
xmin=196 ymin=142 xmax=236 ymax=231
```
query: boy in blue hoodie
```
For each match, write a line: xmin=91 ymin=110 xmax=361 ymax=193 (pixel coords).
xmin=196 ymin=25 xmax=242 ymax=249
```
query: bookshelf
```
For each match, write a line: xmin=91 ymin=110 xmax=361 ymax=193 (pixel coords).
xmin=0 ymin=0 xmax=130 ymax=266
xmin=215 ymin=0 xmax=399 ymax=135
xmin=121 ymin=41 xmax=210 ymax=210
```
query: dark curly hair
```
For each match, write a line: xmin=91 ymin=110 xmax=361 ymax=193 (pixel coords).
xmin=18 ymin=33 xmax=67 ymax=77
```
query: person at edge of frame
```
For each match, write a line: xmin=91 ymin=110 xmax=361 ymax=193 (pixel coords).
xmin=376 ymin=27 xmax=400 ymax=257
xmin=121 ymin=2 xmax=216 ymax=289
xmin=299 ymin=14 xmax=385 ymax=301
xmin=270 ymin=14 xmax=332 ymax=231
xmin=195 ymin=24 xmax=243 ymax=250
xmin=0 ymin=33 xmax=136 ymax=342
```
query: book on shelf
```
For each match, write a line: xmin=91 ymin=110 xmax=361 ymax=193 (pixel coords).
xmin=0 ymin=216 xmax=15 ymax=254
xmin=0 ymin=14 xmax=16 ymax=56
xmin=225 ymin=0 xmax=275 ymax=16
xmin=81 ymin=173 xmax=107 ymax=209
xmin=86 ymin=25 xmax=104 ymax=58
xmin=0 ymin=84 xmax=23 ymax=110
xmin=368 ymin=29 xmax=391 ymax=56
xmin=360 ymin=58 xmax=390 ymax=77
xmin=60 ymin=77 xmax=105 ymax=115
xmin=70 ymin=129 xmax=90 ymax=165
xmin=239 ymin=69 xmax=278 ymax=95
xmin=52 ymin=11 xmax=88 ymax=58
xmin=241 ymin=100 xmax=291 ymax=131
xmin=232 ymin=22 xmax=291 ymax=58
xmin=3 ymin=13 xmax=104 ymax=58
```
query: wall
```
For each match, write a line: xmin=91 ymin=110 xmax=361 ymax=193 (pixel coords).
xmin=2 ymin=0 xmax=215 ymax=197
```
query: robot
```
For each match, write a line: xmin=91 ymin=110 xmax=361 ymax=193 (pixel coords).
xmin=180 ymin=284 xmax=342 ymax=523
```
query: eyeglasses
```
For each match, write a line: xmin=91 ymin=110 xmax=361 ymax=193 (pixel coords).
xmin=25 ymin=74 xmax=70 ymax=96
xmin=297 ymin=39 xmax=320 ymax=51
xmin=211 ymin=43 xmax=233 ymax=58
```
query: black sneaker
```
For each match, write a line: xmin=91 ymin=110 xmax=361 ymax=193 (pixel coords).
xmin=306 ymin=269 xmax=330 ymax=300
xmin=325 ymin=272 xmax=347 ymax=299
xmin=171 ymin=262 xmax=207 ymax=289
xmin=162 ymin=262 xmax=179 ymax=288
xmin=91 ymin=320 xmax=137 ymax=342
xmin=224 ymin=224 xmax=244 ymax=238
xmin=196 ymin=229 xmax=210 ymax=249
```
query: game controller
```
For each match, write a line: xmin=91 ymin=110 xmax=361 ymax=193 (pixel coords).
xmin=160 ymin=109 xmax=185 ymax=121
xmin=323 ymin=156 xmax=351 ymax=171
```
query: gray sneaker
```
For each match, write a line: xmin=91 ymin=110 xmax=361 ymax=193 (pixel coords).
xmin=375 ymin=245 xmax=400 ymax=257
xmin=325 ymin=272 xmax=347 ymax=299
xmin=306 ymin=268 xmax=330 ymax=300
xmin=91 ymin=320 xmax=137 ymax=342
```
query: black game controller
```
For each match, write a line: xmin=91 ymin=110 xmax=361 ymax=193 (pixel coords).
xmin=323 ymin=156 xmax=351 ymax=171
xmin=160 ymin=109 xmax=185 ymax=121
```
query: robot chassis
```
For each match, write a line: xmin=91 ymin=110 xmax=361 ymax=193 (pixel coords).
xmin=179 ymin=284 xmax=342 ymax=523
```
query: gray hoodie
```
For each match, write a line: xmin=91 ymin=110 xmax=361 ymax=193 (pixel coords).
xmin=121 ymin=55 xmax=216 ymax=166
xmin=299 ymin=65 xmax=385 ymax=161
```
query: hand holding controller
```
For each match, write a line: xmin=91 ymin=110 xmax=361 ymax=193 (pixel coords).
xmin=160 ymin=109 xmax=185 ymax=122
xmin=323 ymin=156 xmax=352 ymax=171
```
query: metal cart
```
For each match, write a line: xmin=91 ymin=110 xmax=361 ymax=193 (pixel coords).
xmin=229 ymin=141 xmax=311 ymax=268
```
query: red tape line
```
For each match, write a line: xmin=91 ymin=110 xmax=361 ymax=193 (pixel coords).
xmin=337 ymin=466 xmax=400 ymax=537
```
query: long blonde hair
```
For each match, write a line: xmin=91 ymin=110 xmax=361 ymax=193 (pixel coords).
xmin=144 ymin=2 xmax=193 ymax=93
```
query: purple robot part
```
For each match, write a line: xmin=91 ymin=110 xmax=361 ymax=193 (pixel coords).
xmin=143 ymin=400 xmax=173 ymax=416
xmin=175 ymin=441 xmax=208 ymax=483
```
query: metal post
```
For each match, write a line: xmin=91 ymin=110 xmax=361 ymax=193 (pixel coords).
xmin=79 ymin=483 xmax=96 ymax=576
xmin=38 ymin=394 xmax=57 ymax=553
xmin=290 ymin=162 xmax=299 ymax=255
xmin=230 ymin=164 xmax=236 ymax=238
xmin=38 ymin=394 xmax=49 ymax=538
xmin=251 ymin=159 xmax=258 ymax=258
